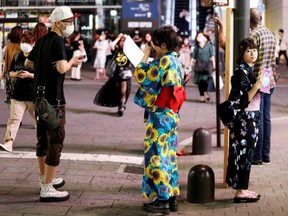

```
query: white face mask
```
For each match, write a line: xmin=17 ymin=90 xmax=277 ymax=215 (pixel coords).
xmin=61 ymin=23 xmax=74 ymax=37
xmin=20 ymin=43 xmax=33 ymax=53
xmin=197 ymin=36 xmax=205 ymax=43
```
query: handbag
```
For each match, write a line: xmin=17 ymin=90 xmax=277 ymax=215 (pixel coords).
xmin=208 ymin=72 xmax=224 ymax=92
xmin=195 ymin=60 xmax=211 ymax=73
xmin=120 ymin=69 xmax=132 ymax=80
xmin=217 ymin=100 xmax=235 ymax=129
xmin=4 ymin=51 xmax=21 ymax=105
xmin=34 ymin=75 xmax=63 ymax=130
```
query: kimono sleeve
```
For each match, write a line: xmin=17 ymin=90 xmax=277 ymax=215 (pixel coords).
xmin=229 ymin=69 xmax=249 ymax=110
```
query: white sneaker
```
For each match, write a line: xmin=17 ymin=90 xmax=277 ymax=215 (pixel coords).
xmin=40 ymin=183 xmax=69 ymax=202
xmin=0 ymin=143 xmax=13 ymax=152
xmin=39 ymin=175 xmax=65 ymax=189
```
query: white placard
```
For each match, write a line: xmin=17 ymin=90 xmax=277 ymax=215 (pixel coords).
xmin=123 ymin=36 xmax=144 ymax=67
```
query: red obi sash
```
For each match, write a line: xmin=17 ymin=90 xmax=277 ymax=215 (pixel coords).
xmin=154 ymin=86 xmax=186 ymax=113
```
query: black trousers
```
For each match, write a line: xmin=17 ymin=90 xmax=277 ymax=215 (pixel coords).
xmin=276 ymin=50 xmax=288 ymax=65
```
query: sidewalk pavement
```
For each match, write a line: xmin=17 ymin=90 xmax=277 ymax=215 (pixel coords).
xmin=0 ymin=63 xmax=288 ymax=216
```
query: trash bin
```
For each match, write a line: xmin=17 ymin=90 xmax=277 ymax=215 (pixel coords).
xmin=192 ymin=127 xmax=211 ymax=155
xmin=187 ymin=164 xmax=215 ymax=203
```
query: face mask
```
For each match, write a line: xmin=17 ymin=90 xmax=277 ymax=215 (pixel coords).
xmin=20 ymin=43 xmax=33 ymax=53
xmin=61 ymin=23 xmax=74 ymax=37
xmin=197 ymin=36 xmax=205 ymax=43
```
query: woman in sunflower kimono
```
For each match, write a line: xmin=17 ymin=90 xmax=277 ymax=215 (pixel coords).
xmin=134 ymin=26 xmax=186 ymax=215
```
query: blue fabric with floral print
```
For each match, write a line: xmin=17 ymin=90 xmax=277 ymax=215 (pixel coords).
xmin=134 ymin=52 xmax=184 ymax=200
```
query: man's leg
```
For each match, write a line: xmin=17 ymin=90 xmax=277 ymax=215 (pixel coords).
xmin=38 ymin=156 xmax=46 ymax=176
xmin=262 ymin=89 xmax=273 ymax=163
xmin=44 ymin=164 xmax=57 ymax=184
xmin=283 ymin=52 xmax=288 ymax=66
xmin=253 ymin=94 xmax=264 ymax=164
xmin=37 ymin=107 xmax=68 ymax=202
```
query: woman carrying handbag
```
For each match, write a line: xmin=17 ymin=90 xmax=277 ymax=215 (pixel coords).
xmin=190 ymin=31 xmax=215 ymax=102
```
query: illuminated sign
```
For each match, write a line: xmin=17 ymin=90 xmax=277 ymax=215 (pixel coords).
xmin=122 ymin=0 xmax=160 ymax=32
xmin=122 ymin=0 xmax=158 ymax=19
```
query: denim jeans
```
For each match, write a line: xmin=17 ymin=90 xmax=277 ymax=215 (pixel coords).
xmin=253 ymin=87 xmax=275 ymax=162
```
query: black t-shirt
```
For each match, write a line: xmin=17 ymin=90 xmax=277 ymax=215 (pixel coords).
xmin=28 ymin=31 xmax=67 ymax=105
xmin=10 ymin=51 xmax=34 ymax=101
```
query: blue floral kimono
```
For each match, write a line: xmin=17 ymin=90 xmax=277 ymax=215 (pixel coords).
xmin=134 ymin=51 xmax=185 ymax=200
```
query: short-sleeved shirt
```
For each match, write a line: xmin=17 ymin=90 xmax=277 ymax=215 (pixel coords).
xmin=28 ymin=31 xmax=67 ymax=105
xmin=250 ymin=26 xmax=277 ymax=77
xmin=10 ymin=51 xmax=34 ymax=101
xmin=192 ymin=42 xmax=214 ymax=62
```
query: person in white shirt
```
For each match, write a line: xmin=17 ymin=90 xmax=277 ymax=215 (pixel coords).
xmin=277 ymin=29 xmax=288 ymax=66
xmin=93 ymin=32 xmax=110 ymax=80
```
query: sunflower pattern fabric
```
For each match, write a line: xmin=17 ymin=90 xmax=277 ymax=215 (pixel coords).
xmin=134 ymin=51 xmax=184 ymax=200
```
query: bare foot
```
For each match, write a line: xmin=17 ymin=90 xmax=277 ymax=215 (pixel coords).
xmin=235 ymin=190 xmax=259 ymax=198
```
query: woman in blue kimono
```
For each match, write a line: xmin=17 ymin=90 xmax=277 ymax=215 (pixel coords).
xmin=134 ymin=26 xmax=186 ymax=215
xmin=225 ymin=38 xmax=263 ymax=203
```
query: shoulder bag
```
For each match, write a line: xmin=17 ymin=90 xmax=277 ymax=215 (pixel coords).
xmin=34 ymin=74 xmax=63 ymax=130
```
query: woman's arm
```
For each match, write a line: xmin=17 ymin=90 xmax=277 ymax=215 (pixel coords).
xmin=215 ymin=16 xmax=226 ymax=49
xmin=140 ymin=44 xmax=152 ymax=63
xmin=110 ymin=33 xmax=124 ymax=51
xmin=248 ymin=76 xmax=263 ymax=101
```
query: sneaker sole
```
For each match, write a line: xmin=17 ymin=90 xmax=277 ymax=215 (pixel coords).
xmin=40 ymin=194 xmax=70 ymax=202
xmin=53 ymin=180 xmax=65 ymax=189
xmin=0 ymin=145 xmax=12 ymax=152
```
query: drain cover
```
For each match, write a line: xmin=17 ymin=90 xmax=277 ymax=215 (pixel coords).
xmin=123 ymin=165 xmax=143 ymax=174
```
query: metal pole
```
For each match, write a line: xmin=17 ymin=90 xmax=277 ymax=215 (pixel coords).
xmin=214 ymin=5 xmax=221 ymax=147
xmin=234 ymin=0 xmax=250 ymax=64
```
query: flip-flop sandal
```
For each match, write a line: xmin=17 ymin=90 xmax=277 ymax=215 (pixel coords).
xmin=234 ymin=194 xmax=260 ymax=203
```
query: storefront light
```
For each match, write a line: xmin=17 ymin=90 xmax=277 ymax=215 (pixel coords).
xmin=110 ymin=10 xmax=117 ymax=16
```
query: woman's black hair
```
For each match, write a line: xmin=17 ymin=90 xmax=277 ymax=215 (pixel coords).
xmin=152 ymin=26 xmax=179 ymax=51
xmin=236 ymin=38 xmax=258 ymax=64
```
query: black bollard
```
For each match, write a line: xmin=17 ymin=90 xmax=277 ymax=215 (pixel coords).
xmin=187 ymin=164 xmax=215 ymax=203
xmin=192 ymin=127 xmax=212 ymax=155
